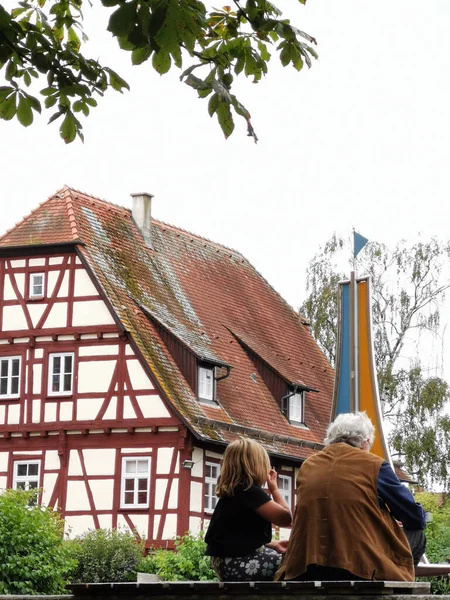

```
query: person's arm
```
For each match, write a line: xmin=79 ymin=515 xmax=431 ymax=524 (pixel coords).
xmin=256 ymin=469 xmax=292 ymax=527
xmin=378 ymin=462 xmax=426 ymax=530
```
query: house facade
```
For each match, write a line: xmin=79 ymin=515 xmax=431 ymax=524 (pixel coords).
xmin=0 ymin=187 xmax=334 ymax=546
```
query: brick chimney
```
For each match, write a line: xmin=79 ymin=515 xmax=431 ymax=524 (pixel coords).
xmin=131 ymin=192 xmax=153 ymax=248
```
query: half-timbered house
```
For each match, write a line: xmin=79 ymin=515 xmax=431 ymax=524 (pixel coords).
xmin=0 ymin=187 xmax=334 ymax=546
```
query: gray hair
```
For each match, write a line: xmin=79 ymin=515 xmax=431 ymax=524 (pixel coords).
xmin=324 ymin=412 xmax=375 ymax=449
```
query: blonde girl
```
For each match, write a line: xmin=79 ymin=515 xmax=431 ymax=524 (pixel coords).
xmin=205 ymin=438 xmax=292 ymax=581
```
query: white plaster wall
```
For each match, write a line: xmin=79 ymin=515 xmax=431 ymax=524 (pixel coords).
xmin=79 ymin=345 xmax=119 ymax=356
xmin=0 ymin=452 xmax=8 ymax=472
xmin=168 ymin=479 xmax=178 ymax=509
xmin=45 ymin=450 xmax=60 ymax=471
xmin=77 ymin=398 xmax=103 ymax=421
xmin=48 ymin=270 xmax=69 ymax=297
xmin=0 ymin=405 xmax=5 ymax=425
xmin=123 ymin=397 xmax=136 ymax=419
xmin=10 ymin=260 xmax=25 ymax=268
xmin=44 ymin=302 xmax=68 ymax=329
xmin=74 ymin=269 xmax=98 ymax=296
xmin=0 ymin=476 xmax=7 ymax=490
xmin=29 ymin=258 xmax=45 ymax=267
xmin=174 ymin=452 xmax=180 ymax=474
xmin=103 ymin=397 xmax=117 ymax=420
xmin=66 ymin=480 xmax=91 ymax=511
xmin=65 ymin=515 xmax=95 ymax=538
xmin=130 ymin=514 xmax=149 ymax=539
xmin=28 ymin=304 xmax=47 ymax=328
xmin=90 ymin=479 xmax=114 ymax=510
xmin=137 ymin=395 xmax=171 ymax=418
xmin=78 ymin=361 xmax=116 ymax=393
xmin=189 ymin=516 xmax=202 ymax=534
xmin=60 ymin=402 xmax=73 ymax=421
xmin=49 ymin=257 xmax=64 ymax=265
xmin=125 ymin=345 xmax=135 ymax=356
xmin=44 ymin=403 xmax=57 ymax=423
xmin=3 ymin=276 xmax=16 ymax=301
xmin=162 ymin=513 xmax=177 ymax=539
xmin=98 ymin=514 xmax=113 ymax=530
xmin=72 ymin=301 xmax=115 ymax=326
xmin=32 ymin=400 xmax=40 ymax=423
xmin=155 ymin=479 xmax=168 ymax=510
xmin=157 ymin=447 xmax=173 ymax=474
xmin=191 ymin=448 xmax=204 ymax=478
xmin=33 ymin=364 xmax=42 ymax=394
xmin=11 ymin=273 xmax=25 ymax=297
xmin=122 ymin=448 xmax=153 ymax=454
xmin=153 ymin=515 xmax=161 ymax=539
xmin=190 ymin=481 xmax=203 ymax=512
xmin=83 ymin=449 xmax=115 ymax=475
xmin=34 ymin=349 xmax=43 ymax=358
xmin=8 ymin=404 xmax=20 ymax=425
xmin=127 ymin=360 xmax=154 ymax=390
xmin=205 ymin=450 xmax=223 ymax=459
xmin=3 ymin=305 xmax=28 ymax=330
xmin=68 ymin=450 xmax=83 ymax=476
xmin=42 ymin=473 xmax=58 ymax=506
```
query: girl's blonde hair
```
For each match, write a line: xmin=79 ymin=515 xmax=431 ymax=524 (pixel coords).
xmin=215 ymin=438 xmax=270 ymax=498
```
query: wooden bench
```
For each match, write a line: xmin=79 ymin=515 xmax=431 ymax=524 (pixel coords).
xmin=69 ymin=580 xmax=433 ymax=599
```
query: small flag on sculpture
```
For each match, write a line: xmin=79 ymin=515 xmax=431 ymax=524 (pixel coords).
xmin=353 ymin=231 xmax=368 ymax=258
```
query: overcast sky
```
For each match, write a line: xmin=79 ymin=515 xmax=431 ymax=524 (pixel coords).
xmin=1 ymin=0 xmax=450 ymax=377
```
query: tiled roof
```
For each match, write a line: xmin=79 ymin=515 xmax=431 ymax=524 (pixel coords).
xmin=0 ymin=187 xmax=335 ymax=462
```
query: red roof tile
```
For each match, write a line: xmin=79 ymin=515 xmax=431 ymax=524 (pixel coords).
xmin=0 ymin=187 xmax=334 ymax=462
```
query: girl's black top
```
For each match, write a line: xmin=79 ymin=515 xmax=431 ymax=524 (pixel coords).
xmin=205 ymin=484 xmax=272 ymax=557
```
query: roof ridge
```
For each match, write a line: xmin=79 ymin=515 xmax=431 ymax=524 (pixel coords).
xmin=66 ymin=186 xmax=129 ymax=213
xmin=152 ymin=218 xmax=245 ymax=260
xmin=0 ymin=186 xmax=69 ymax=242
xmin=64 ymin=189 xmax=81 ymax=241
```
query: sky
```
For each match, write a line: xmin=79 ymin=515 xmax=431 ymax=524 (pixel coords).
xmin=1 ymin=0 xmax=450 ymax=376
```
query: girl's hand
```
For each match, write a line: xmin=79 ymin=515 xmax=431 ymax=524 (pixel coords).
xmin=267 ymin=468 xmax=278 ymax=493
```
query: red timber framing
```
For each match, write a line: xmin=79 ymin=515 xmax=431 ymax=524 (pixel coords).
xmin=0 ymin=249 xmax=200 ymax=545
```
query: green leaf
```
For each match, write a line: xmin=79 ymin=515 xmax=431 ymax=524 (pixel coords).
xmin=152 ymin=49 xmax=171 ymax=75
xmin=0 ymin=93 xmax=17 ymax=121
xmin=17 ymin=95 xmax=33 ymax=127
xmin=59 ymin=111 xmax=77 ymax=143
xmin=216 ymin=100 xmax=234 ymax=138
xmin=0 ymin=86 xmax=14 ymax=99
xmin=28 ymin=95 xmax=41 ymax=114
xmin=131 ymin=46 xmax=152 ymax=66
xmin=107 ymin=1 xmax=138 ymax=37
xmin=106 ymin=68 xmax=130 ymax=92
xmin=5 ymin=60 xmax=17 ymax=81
xmin=208 ymin=93 xmax=219 ymax=117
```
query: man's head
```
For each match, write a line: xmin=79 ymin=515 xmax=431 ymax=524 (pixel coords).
xmin=324 ymin=411 xmax=375 ymax=451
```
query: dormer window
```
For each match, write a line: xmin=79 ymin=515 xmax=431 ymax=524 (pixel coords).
xmin=30 ymin=273 xmax=45 ymax=299
xmin=289 ymin=391 xmax=305 ymax=425
xmin=198 ymin=365 xmax=215 ymax=402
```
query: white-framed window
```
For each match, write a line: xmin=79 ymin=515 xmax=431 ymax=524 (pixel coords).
xmin=29 ymin=273 xmax=45 ymax=298
xmin=48 ymin=353 xmax=74 ymax=395
xmin=121 ymin=457 xmax=151 ymax=508
xmin=198 ymin=365 xmax=215 ymax=401
xmin=13 ymin=460 xmax=40 ymax=491
xmin=289 ymin=391 xmax=304 ymax=424
xmin=204 ymin=462 xmax=220 ymax=513
xmin=278 ymin=474 xmax=292 ymax=509
xmin=0 ymin=356 xmax=21 ymax=398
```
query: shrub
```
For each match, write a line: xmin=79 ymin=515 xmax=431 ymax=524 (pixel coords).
xmin=137 ymin=532 xmax=218 ymax=581
xmin=0 ymin=488 xmax=76 ymax=594
xmin=70 ymin=528 xmax=144 ymax=583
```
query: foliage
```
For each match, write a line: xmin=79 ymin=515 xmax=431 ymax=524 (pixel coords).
xmin=70 ymin=528 xmax=144 ymax=583
xmin=0 ymin=0 xmax=318 ymax=143
xmin=0 ymin=488 xmax=76 ymax=594
xmin=300 ymin=235 xmax=450 ymax=488
xmin=137 ymin=531 xmax=218 ymax=581
xmin=415 ymin=492 xmax=450 ymax=594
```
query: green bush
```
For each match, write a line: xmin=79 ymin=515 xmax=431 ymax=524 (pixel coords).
xmin=70 ymin=528 xmax=144 ymax=583
xmin=0 ymin=488 xmax=76 ymax=594
xmin=137 ymin=532 xmax=217 ymax=581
